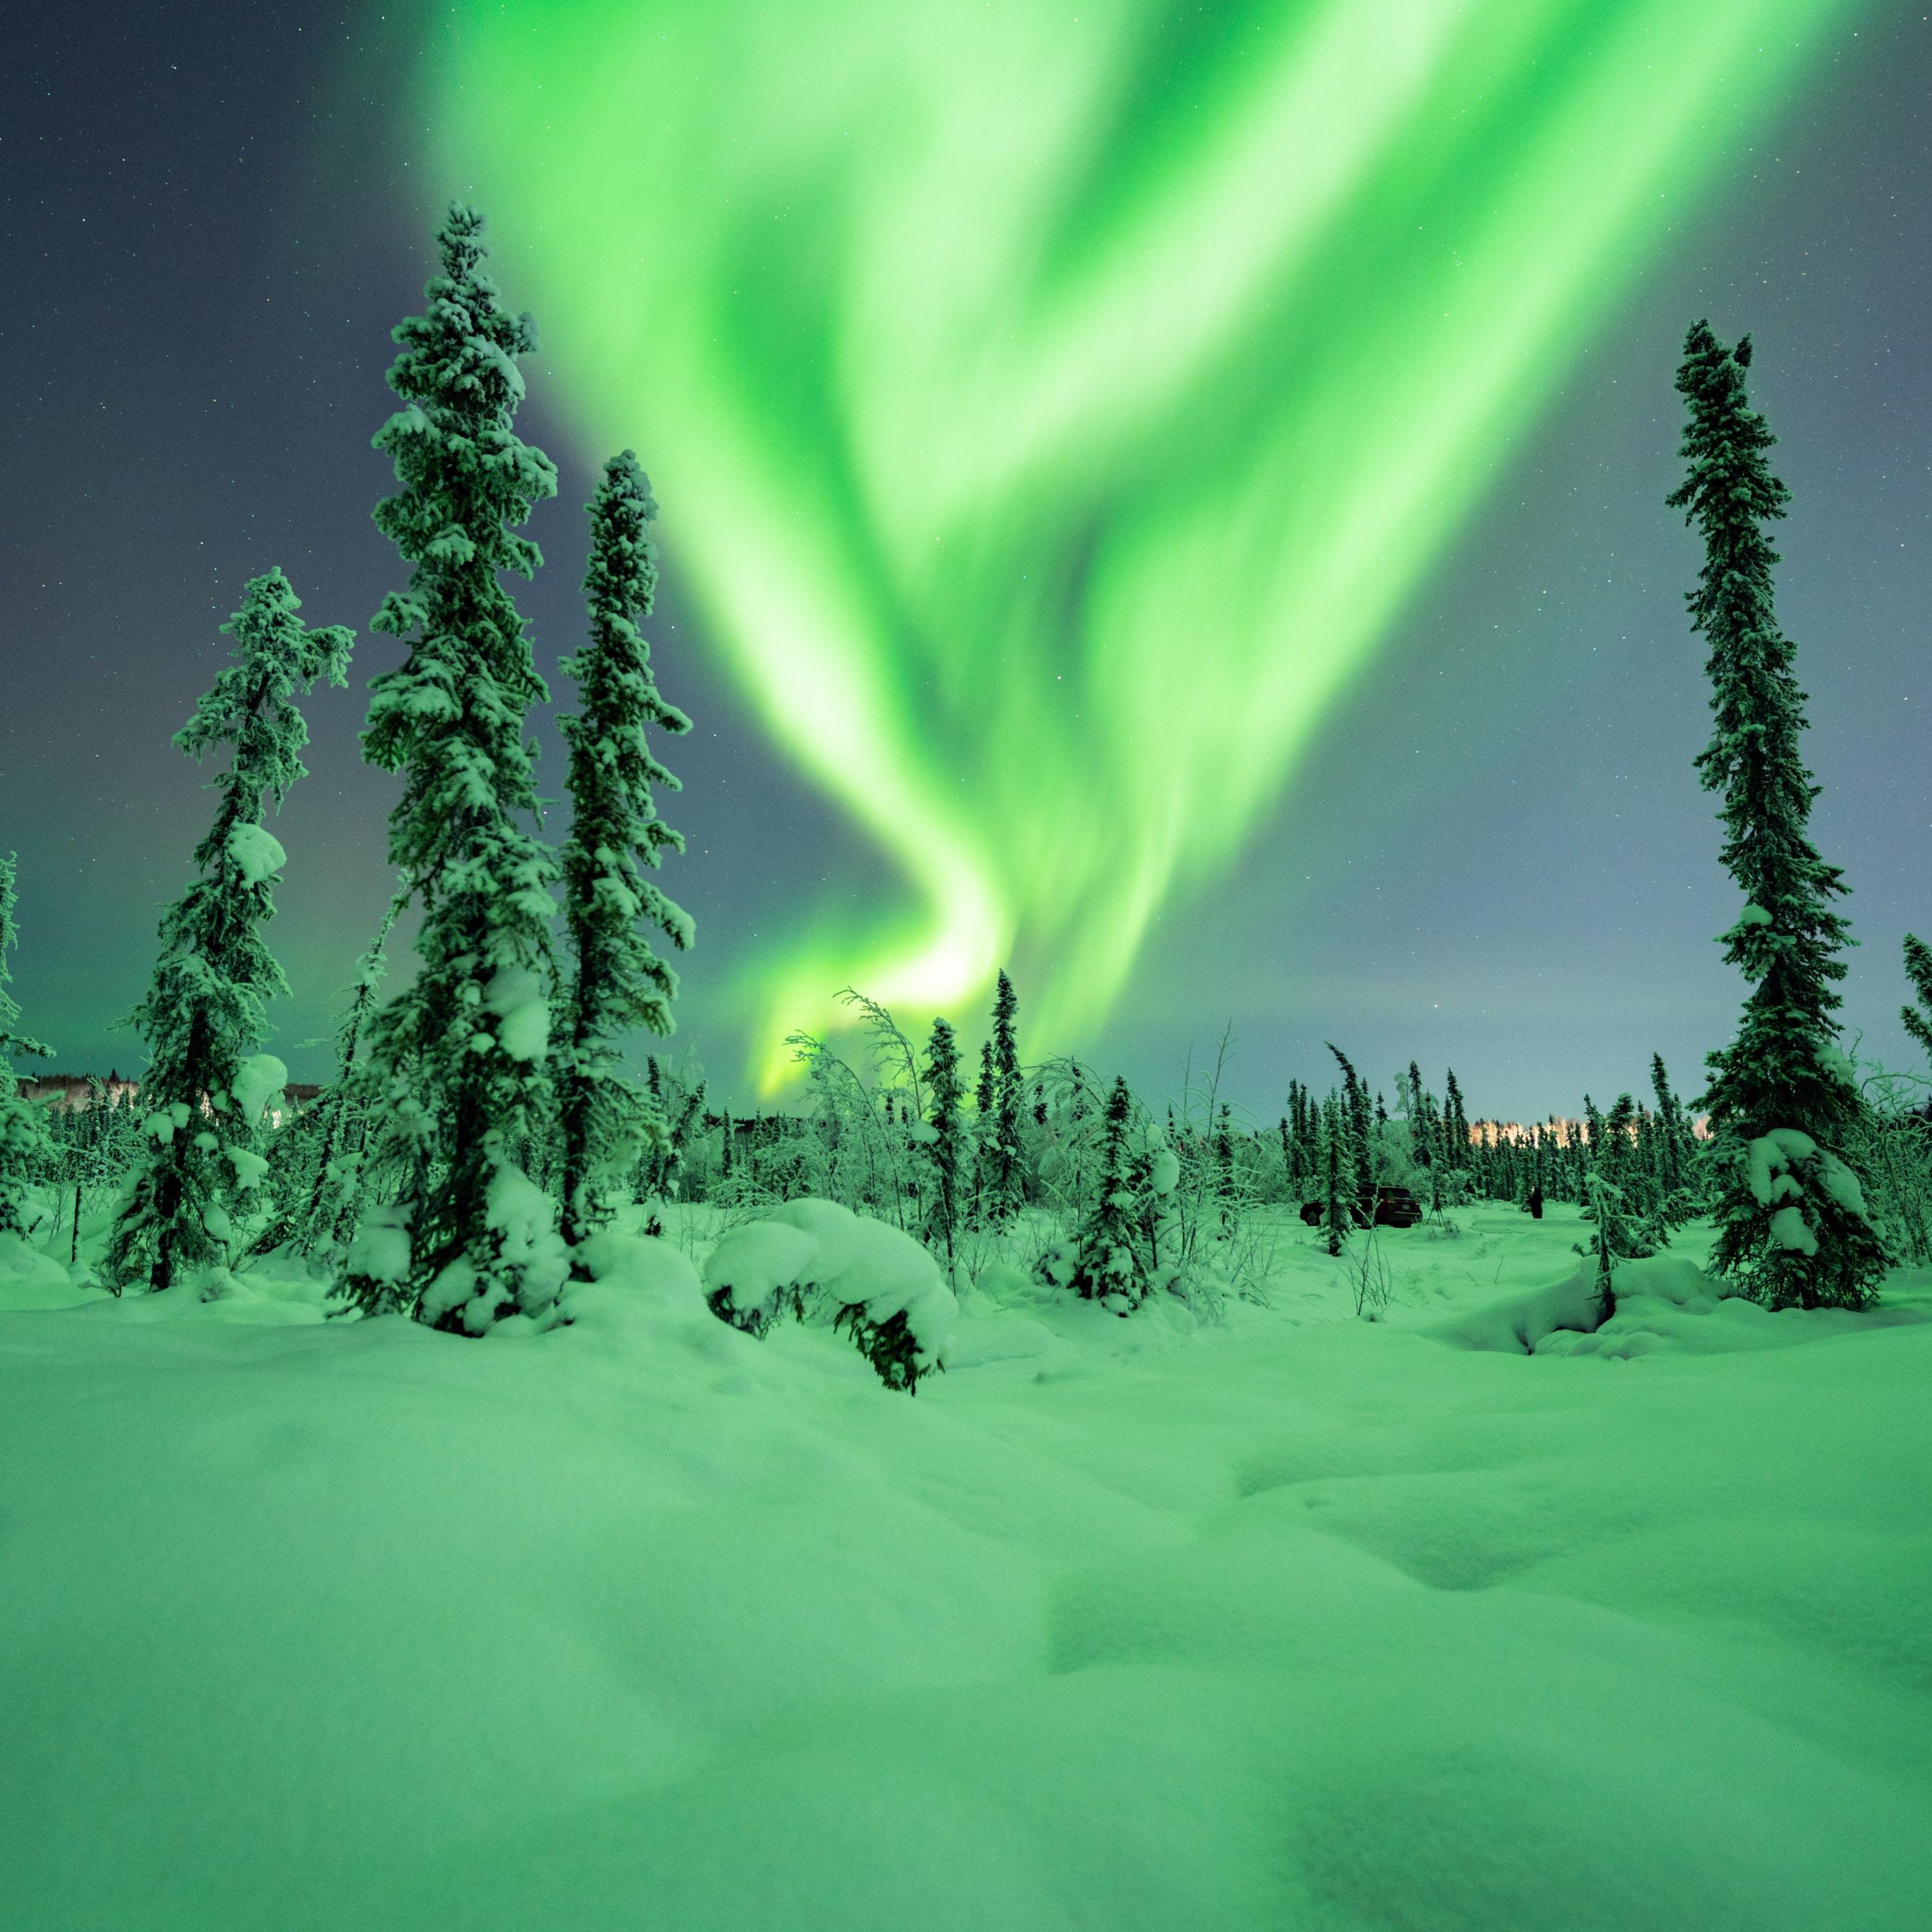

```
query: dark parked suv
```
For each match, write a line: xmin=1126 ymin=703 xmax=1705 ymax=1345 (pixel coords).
xmin=1299 ymin=1185 xmax=1424 ymax=1230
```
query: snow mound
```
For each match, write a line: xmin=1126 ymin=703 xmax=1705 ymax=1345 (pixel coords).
xmin=0 ymin=1233 xmax=93 ymax=1312
xmin=566 ymin=1227 xmax=710 ymax=1338
xmin=1437 ymin=1250 xmax=1931 ymax=1360
xmin=1546 ymin=1251 xmax=1932 ymax=1359
xmin=702 ymin=1199 xmax=955 ymax=1392
xmin=1430 ymin=1263 xmax=1607 ymax=1354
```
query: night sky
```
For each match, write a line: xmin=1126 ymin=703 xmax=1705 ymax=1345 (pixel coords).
xmin=4 ymin=1 xmax=1929 ymax=1122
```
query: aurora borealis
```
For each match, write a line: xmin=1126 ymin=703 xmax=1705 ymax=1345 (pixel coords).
xmin=423 ymin=0 xmax=1863 ymax=1080
xmin=4 ymin=1 xmax=1930 ymax=1114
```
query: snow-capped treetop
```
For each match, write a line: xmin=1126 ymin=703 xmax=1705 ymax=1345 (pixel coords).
xmin=362 ymin=202 xmax=559 ymax=903
xmin=181 ymin=567 xmax=353 ymax=828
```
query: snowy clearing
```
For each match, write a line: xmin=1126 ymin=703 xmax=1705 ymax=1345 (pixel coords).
xmin=3 ymin=1202 xmax=1930 ymax=1930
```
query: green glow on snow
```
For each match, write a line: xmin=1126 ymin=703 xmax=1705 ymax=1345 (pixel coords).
xmin=419 ymin=0 xmax=1858 ymax=1087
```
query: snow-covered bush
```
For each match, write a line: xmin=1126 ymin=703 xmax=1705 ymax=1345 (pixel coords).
xmin=778 ymin=990 xmax=935 ymax=1233
xmin=701 ymin=1198 xmax=954 ymax=1392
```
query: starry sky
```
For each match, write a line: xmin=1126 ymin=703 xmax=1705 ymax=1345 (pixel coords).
xmin=4 ymin=1 xmax=1928 ymax=1123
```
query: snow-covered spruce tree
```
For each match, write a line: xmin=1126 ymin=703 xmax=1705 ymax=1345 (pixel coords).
xmin=0 ymin=853 xmax=56 ymax=1238
xmin=1321 ymin=1094 xmax=1348 ymax=1257
xmin=988 ymin=968 xmax=1024 ymax=1220
xmin=1442 ymin=1069 xmax=1471 ymax=1186
xmin=920 ymin=1017 xmax=966 ymax=1270
xmin=556 ymin=451 xmax=693 ymax=1251
xmin=1648 ymin=1052 xmax=1687 ymax=1201
xmin=1407 ymin=1063 xmax=1442 ymax=1210
xmin=51 ymin=1077 xmax=127 ymax=1266
xmin=1580 ymin=1172 xmax=1635 ymax=1323
xmin=1326 ymin=1043 xmax=1373 ymax=1217
xmin=345 ymin=204 xmax=567 ymax=1331
xmin=1669 ymin=321 xmax=1887 ymax=1310
xmin=973 ymin=1036 xmax=997 ymax=1221
xmin=1582 ymin=1092 xmax=1660 ymax=1257
xmin=103 ymin=570 xmax=352 ymax=1294
xmin=1285 ymin=1080 xmax=1312 ymax=1191
xmin=1063 ymin=1075 xmax=1140 ymax=1305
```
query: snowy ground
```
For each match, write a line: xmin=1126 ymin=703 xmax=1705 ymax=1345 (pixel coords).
xmin=3 ymin=1201 xmax=1930 ymax=1930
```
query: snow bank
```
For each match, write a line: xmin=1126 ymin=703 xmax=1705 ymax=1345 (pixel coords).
xmin=1543 ymin=1250 xmax=1931 ymax=1360
xmin=0 ymin=1232 xmax=91 ymax=1312
xmin=1430 ymin=1262 xmax=1608 ymax=1353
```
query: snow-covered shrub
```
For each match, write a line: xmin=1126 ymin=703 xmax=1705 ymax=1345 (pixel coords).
xmin=1851 ymin=1111 xmax=1932 ymax=1266
xmin=1834 ymin=1057 xmax=1932 ymax=1267
xmin=635 ymin=1060 xmax=707 ymax=1203
xmin=782 ymin=994 xmax=932 ymax=1232
xmin=701 ymin=1198 xmax=955 ymax=1392
xmin=1028 ymin=1054 xmax=1268 ymax=1315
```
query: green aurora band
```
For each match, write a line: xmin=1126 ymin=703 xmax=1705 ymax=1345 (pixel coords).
xmin=419 ymin=0 xmax=1861 ymax=1089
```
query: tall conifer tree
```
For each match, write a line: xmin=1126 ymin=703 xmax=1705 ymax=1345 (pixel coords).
xmin=347 ymin=204 xmax=567 ymax=1330
xmin=988 ymin=968 xmax=1024 ymax=1221
xmin=922 ymin=1017 xmax=965 ymax=1269
xmin=973 ymin=1036 xmax=997 ymax=1220
xmin=555 ymin=451 xmax=693 ymax=1249
xmin=1648 ymin=1052 xmax=1687 ymax=1196
xmin=1321 ymin=1094 xmax=1348 ymax=1256
xmin=1326 ymin=1043 xmax=1373 ymax=1213
xmin=1442 ymin=1070 xmax=1470 ymax=1170
xmin=104 ymin=570 xmax=352 ymax=1293
xmin=1668 ymin=321 xmax=1886 ymax=1309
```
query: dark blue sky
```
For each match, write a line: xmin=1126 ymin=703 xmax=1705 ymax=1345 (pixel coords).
xmin=4 ymin=2 xmax=1929 ymax=1121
